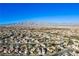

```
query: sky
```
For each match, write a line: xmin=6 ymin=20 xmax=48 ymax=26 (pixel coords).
xmin=0 ymin=3 xmax=79 ymax=24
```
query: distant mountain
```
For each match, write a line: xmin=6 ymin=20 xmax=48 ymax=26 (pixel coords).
xmin=0 ymin=21 xmax=79 ymax=29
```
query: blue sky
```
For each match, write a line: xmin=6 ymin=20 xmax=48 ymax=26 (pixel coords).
xmin=0 ymin=3 xmax=79 ymax=24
